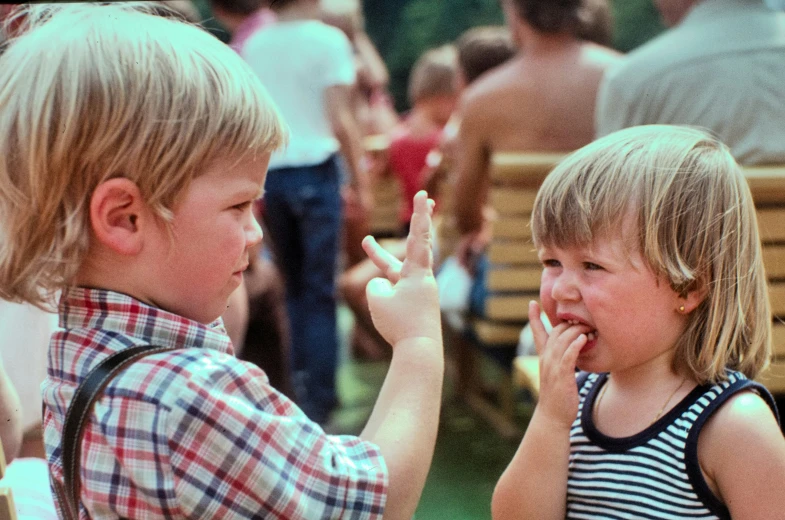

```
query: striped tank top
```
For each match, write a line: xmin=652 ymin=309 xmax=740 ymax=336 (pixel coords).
xmin=567 ymin=370 xmax=779 ymax=519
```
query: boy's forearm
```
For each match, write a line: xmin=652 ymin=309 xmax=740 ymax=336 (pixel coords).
xmin=492 ymin=408 xmax=571 ymax=520
xmin=361 ymin=337 xmax=444 ymax=520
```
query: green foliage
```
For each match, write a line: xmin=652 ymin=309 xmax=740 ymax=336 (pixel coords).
xmin=365 ymin=0 xmax=504 ymax=111
xmin=610 ymin=0 xmax=665 ymax=53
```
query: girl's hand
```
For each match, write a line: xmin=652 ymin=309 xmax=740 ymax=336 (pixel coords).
xmin=362 ymin=191 xmax=441 ymax=346
xmin=529 ymin=300 xmax=587 ymax=428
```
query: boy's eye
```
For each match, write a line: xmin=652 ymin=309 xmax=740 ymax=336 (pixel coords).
xmin=231 ymin=201 xmax=252 ymax=211
xmin=542 ymin=259 xmax=561 ymax=268
xmin=584 ymin=262 xmax=603 ymax=271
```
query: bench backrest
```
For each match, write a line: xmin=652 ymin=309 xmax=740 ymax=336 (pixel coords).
xmin=745 ymin=166 xmax=785 ymax=393
xmin=474 ymin=152 xmax=565 ymax=345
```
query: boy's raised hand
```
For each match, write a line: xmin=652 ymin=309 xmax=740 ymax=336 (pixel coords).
xmin=362 ymin=191 xmax=441 ymax=347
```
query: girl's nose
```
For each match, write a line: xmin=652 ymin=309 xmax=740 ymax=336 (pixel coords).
xmin=550 ymin=271 xmax=580 ymax=302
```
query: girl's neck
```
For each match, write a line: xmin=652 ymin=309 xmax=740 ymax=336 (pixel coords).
xmin=607 ymin=349 xmax=685 ymax=395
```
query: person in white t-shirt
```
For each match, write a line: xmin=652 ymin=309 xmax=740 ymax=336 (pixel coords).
xmin=242 ymin=0 xmax=370 ymax=424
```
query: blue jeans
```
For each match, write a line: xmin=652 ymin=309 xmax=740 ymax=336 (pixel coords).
xmin=263 ymin=156 xmax=342 ymax=423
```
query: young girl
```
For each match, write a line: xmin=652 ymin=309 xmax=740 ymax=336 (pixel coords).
xmin=492 ymin=125 xmax=785 ymax=519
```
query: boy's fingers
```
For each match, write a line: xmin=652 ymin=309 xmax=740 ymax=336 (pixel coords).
xmin=363 ymin=236 xmax=402 ymax=283
xmin=366 ymin=276 xmax=394 ymax=301
xmin=528 ymin=300 xmax=549 ymax=356
xmin=400 ymin=191 xmax=434 ymax=277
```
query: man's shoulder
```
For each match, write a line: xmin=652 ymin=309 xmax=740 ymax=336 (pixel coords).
xmin=603 ymin=28 xmax=690 ymax=90
xmin=607 ymin=7 xmax=785 ymax=91
xmin=461 ymin=59 xmax=522 ymax=110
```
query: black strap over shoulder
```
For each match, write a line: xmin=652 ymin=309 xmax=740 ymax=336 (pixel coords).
xmin=56 ymin=345 xmax=178 ymax=520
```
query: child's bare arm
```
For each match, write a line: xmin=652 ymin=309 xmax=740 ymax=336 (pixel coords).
xmin=492 ymin=301 xmax=586 ymax=520
xmin=359 ymin=191 xmax=443 ymax=520
xmin=0 ymin=357 xmax=22 ymax=462
xmin=698 ymin=391 xmax=785 ymax=519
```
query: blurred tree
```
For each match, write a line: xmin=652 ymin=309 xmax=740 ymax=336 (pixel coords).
xmin=609 ymin=0 xmax=665 ymax=52
xmin=365 ymin=0 xmax=504 ymax=112
xmin=363 ymin=0 xmax=666 ymax=111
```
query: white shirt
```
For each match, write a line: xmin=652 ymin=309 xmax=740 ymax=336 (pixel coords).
xmin=242 ymin=20 xmax=356 ymax=169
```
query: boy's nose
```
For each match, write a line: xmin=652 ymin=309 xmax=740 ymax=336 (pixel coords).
xmin=246 ymin=214 xmax=263 ymax=248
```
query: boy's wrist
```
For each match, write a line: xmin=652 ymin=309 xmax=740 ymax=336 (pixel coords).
xmin=391 ymin=336 xmax=444 ymax=360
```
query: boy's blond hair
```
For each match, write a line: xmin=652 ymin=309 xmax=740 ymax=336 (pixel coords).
xmin=531 ymin=125 xmax=770 ymax=384
xmin=0 ymin=3 xmax=287 ymax=309
xmin=407 ymin=44 xmax=458 ymax=105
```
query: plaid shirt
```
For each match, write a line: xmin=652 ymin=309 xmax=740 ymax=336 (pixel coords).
xmin=42 ymin=288 xmax=387 ymax=519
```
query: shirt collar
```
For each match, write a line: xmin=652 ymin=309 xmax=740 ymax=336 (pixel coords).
xmin=59 ymin=286 xmax=234 ymax=355
xmin=230 ymin=8 xmax=277 ymax=54
xmin=681 ymin=0 xmax=768 ymax=27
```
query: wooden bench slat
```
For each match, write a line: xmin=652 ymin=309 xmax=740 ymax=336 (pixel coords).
xmin=744 ymin=166 xmax=785 ymax=204
xmin=770 ymin=282 xmax=785 ymax=316
xmin=487 ymin=243 xmax=539 ymax=265
xmin=490 ymin=152 xmax=565 ymax=184
xmin=487 ymin=267 xmax=542 ymax=292
xmin=758 ymin=208 xmax=785 ymax=243
xmin=485 ymin=296 xmax=531 ymax=321
xmin=772 ymin=321 xmax=785 ymax=358
xmin=489 ymin=189 xmax=538 ymax=215
xmin=763 ymin=245 xmax=785 ymax=279
xmin=493 ymin=216 xmax=533 ymax=239
xmin=756 ymin=361 xmax=785 ymax=394
xmin=474 ymin=321 xmax=524 ymax=345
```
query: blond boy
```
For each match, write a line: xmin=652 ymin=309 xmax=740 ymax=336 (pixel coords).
xmin=0 ymin=4 xmax=443 ymax=519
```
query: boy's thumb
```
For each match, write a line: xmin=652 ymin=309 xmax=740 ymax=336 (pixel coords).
xmin=366 ymin=277 xmax=394 ymax=303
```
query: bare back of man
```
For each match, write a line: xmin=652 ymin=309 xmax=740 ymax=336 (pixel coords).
xmin=455 ymin=24 xmax=620 ymax=235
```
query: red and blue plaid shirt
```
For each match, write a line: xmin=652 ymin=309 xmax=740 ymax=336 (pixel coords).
xmin=42 ymin=287 xmax=388 ymax=519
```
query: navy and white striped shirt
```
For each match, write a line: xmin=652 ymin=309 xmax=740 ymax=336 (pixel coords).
xmin=567 ymin=370 xmax=779 ymax=519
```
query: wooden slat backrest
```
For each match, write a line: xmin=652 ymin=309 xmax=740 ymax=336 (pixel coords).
xmin=745 ymin=165 xmax=785 ymax=394
xmin=474 ymin=152 xmax=566 ymax=343
xmin=363 ymin=135 xmax=403 ymax=238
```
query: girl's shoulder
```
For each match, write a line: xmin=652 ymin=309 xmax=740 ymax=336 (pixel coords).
xmin=696 ymin=375 xmax=785 ymax=517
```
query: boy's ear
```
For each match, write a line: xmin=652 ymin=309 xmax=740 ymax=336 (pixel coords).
xmin=89 ymin=178 xmax=148 ymax=255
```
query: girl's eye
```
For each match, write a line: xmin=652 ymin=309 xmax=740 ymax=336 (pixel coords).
xmin=584 ymin=262 xmax=603 ymax=271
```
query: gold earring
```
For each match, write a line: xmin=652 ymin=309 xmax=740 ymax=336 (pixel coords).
xmin=678 ymin=305 xmax=686 ymax=313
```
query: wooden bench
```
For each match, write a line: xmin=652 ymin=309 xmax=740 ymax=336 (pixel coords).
xmin=746 ymin=166 xmax=785 ymax=395
xmin=512 ymin=164 xmax=785 ymax=401
xmin=456 ymin=152 xmax=565 ymax=436
xmin=363 ymin=134 xmax=404 ymax=239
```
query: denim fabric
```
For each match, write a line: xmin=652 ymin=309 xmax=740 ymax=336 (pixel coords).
xmin=262 ymin=156 xmax=342 ymax=423
xmin=468 ymin=252 xmax=489 ymax=318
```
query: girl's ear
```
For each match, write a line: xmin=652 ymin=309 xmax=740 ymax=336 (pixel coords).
xmin=89 ymin=178 xmax=147 ymax=255
xmin=678 ymin=282 xmax=709 ymax=314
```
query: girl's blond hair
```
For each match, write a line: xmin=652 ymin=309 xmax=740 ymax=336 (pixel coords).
xmin=0 ymin=3 xmax=288 ymax=310
xmin=531 ymin=125 xmax=770 ymax=383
